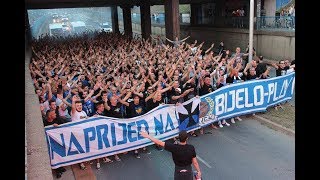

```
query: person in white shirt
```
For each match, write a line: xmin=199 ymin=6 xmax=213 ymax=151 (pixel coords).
xmin=71 ymin=95 xmax=87 ymax=122
xmin=71 ymin=95 xmax=88 ymax=170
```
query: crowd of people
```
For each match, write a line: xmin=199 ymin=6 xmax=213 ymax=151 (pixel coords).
xmin=29 ymin=30 xmax=294 ymax=178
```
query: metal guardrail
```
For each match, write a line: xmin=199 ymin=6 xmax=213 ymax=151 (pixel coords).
xmin=256 ymin=16 xmax=295 ymax=30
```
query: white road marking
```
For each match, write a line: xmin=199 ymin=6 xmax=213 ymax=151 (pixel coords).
xmin=197 ymin=155 xmax=212 ymax=168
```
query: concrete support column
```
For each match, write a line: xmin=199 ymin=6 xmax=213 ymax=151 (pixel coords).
xmin=111 ymin=6 xmax=120 ymax=34
xmin=122 ymin=5 xmax=132 ymax=38
xmin=190 ymin=4 xmax=199 ymax=25
xmin=140 ymin=0 xmax=151 ymax=40
xmin=164 ymin=0 xmax=180 ymax=42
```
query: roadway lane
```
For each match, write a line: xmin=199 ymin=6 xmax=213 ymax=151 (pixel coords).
xmin=92 ymin=117 xmax=294 ymax=180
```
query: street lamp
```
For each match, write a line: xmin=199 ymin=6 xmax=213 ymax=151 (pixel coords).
xmin=249 ymin=0 xmax=254 ymax=63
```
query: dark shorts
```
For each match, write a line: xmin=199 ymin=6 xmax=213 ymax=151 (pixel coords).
xmin=174 ymin=165 xmax=193 ymax=180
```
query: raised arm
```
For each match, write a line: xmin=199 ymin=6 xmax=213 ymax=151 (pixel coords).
xmin=71 ymin=95 xmax=78 ymax=115
xmin=180 ymin=36 xmax=190 ymax=42
xmin=160 ymin=83 xmax=173 ymax=94
xmin=118 ymin=91 xmax=132 ymax=106
xmin=165 ymin=37 xmax=174 ymax=43
xmin=205 ymin=43 xmax=215 ymax=54
xmin=140 ymin=131 xmax=165 ymax=147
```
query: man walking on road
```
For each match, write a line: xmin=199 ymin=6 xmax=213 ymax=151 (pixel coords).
xmin=140 ymin=130 xmax=202 ymax=180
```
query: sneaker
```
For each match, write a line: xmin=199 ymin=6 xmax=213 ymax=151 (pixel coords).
xmin=252 ymin=113 xmax=256 ymax=116
xmin=143 ymin=147 xmax=151 ymax=154
xmin=236 ymin=117 xmax=242 ymax=121
xmin=96 ymin=162 xmax=100 ymax=170
xmin=211 ymin=124 xmax=218 ymax=129
xmin=56 ymin=172 xmax=62 ymax=179
xmin=219 ymin=123 xmax=223 ymax=128
xmin=89 ymin=161 xmax=93 ymax=165
xmin=190 ymin=132 xmax=198 ymax=137
xmin=231 ymin=118 xmax=235 ymax=124
xmin=156 ymin=145 xmax=164 ymax=151
xmin=80 ymin=163 xmax=87 ymax=170
xmin=114 ymin=155 xmax=121 ymax=162
xmin=102 ymin=157 xmax=113 ymax=163
xmin=134 ymin=152 xmax=140 ymax=159
xmin=224 ymin=122 xmax=230 ymax=126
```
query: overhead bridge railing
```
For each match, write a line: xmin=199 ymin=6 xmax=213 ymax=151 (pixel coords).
xmin=256 ymin=16 xmax=295 ymax=30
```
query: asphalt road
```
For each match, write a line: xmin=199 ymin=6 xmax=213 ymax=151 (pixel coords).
xmin=90 ymin=118 xmax=294 ymax=180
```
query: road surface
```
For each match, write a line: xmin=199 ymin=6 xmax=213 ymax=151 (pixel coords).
xmin=90 ymin=118 xmax=294 ymax=180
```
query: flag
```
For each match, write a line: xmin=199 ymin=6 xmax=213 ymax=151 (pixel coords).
xmin=176 ymin=98 xmax=201 ymax=131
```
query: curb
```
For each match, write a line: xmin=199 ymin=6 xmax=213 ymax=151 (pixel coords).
xmin=252 ymin=115 xmax=295 ymax=137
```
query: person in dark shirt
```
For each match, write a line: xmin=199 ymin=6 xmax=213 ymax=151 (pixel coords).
xmin=199 ymin=75 xmax=213 ymax=96
xmin=91 ymin=101 xmax=107 ymax=169
xmin=272 ymin=60 xmax=290 ymax=77
xmin=122 ymin=94 xmax=150 ymax=157
xmin=124 ymin=95 xmax=146 ymax=118
xmin=226 ymin=69 xmax=242 ymax=84
xmin=140 ymin=130 xmax=202 ymax=180
xmin=255 ymin=56 xmax=268 ymax=77
xmin=43 ymin=110 xmax=66 ymax=178
xmin=105 ymin=95 xmax=130 ymax=118
xmin=271 ymin=60 xmax=289 ymax=110
xmin=246 ymin=67 xmax=258 ymax=80
xmin=199 ymin=75 xmax=219 ymax=130
xmin=225 ymin=69 xmax=243 ymax=123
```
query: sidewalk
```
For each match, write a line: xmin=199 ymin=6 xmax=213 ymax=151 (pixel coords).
xmin=252 ymin=114 xmax=295 ymax=136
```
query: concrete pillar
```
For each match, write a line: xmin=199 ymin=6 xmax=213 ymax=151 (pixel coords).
xmin=111 ymin=6 xmax=120 ymax=34
xmin=164 ymin=0 xmax=180 ymax=42
xmin=122 ymin=5 xmax=132 ymax=38
xmin=140 ymin=0 xmax=151 ymax=40
xmin=190 ymin=4 xmax=198 ymax=25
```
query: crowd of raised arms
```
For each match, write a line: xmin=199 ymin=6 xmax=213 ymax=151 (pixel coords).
xmin=29 ymin=31 xmax=295 ymax=178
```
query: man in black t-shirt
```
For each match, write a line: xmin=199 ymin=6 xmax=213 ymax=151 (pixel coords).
xmin=44 ymin=110 xmax=67 ymax=178
xmin=122 ymin=94 xmax=150 ymax=157
xmin=125 ymin=95 xmax=146 ymax=118
xmin=199 ymin=75 xmax=213 ymax=96
xmin=140 ymin=130 xmax=202 ymax=180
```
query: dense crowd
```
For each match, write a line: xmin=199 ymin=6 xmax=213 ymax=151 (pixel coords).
xmin=29 ymin=31 xmax=294 ymax=178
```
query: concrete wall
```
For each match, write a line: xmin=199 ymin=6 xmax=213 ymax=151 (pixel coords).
xmin=119 ymin=21 xmax=294 ymax=60
xmin=25 ymin=48 xmax=53 ymax=180
xmin=187 ymin=26 xmax=294 ymax=60
xmin=119 ymin=21 xmax=190 ymax=38
xmin=265 ymin=0 xmax=276 ymax=16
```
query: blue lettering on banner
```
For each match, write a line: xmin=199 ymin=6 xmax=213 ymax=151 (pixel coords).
xmin=111 ymin=123 xmax=117 ymax=146
xmin=68 ymin=132 xmax=85 ymax=156
xmin=96 ymin=125 xmax=110 ymax=149
xmin=154 ymin=114 xmax=164 ymax=135
xmin=49 ymin=133 xmax=66 ymax=159
xmin=201 ymin=73 xmax=295 ymax=120
xmin=136 ymin=120 xmax=149 ymax=140
xmin=127 ymin=122 xmax=137 ymax=142
xmin=83 ymin=127 xmax=96 ymax=153
xmin=165 ymin=113 xmax=175 ymax=132
xmin=117 ymin=123 xmax=127 ymax=145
